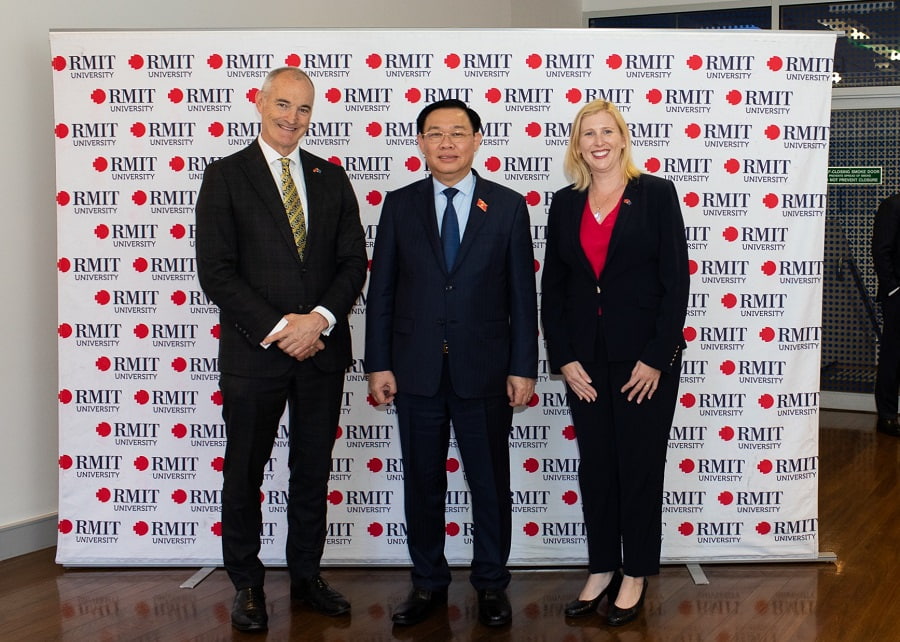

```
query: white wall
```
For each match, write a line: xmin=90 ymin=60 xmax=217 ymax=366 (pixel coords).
xmin=2 ymin=0 xmax=584 ymax=559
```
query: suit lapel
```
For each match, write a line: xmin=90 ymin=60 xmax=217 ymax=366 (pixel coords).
xmin=567 ymin=190 xmax=596 ymax=279
xmin=454 ymin=175 xmax=491 ymax=272
xmin=416 ymin=177 xmax=446 ymax=271
xmin=605 ymin=177 xmax=639 ymax=265
xmin=299 ymin=149 xmax=326 ymax=253
xmin=238 ymin=143 xmax=301 ymax=262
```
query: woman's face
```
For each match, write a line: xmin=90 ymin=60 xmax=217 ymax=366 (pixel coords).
xmin=577 ymin=110 xmax=626 ymax=178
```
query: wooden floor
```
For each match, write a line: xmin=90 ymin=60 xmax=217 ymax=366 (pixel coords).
xmin=5 ymin=410 xmax=899 ymax=641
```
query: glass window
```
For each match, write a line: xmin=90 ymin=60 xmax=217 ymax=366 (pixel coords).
xmin=781 ymin=1 xmax=900 ymax=87
xmin=588 ymin=8 xmax=772 ymax=30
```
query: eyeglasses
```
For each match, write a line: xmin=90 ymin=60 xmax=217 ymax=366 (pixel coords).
xmin=420 ymin=131 xmax=473 ymax=144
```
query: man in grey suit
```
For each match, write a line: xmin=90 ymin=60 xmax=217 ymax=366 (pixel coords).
xmin=365 ymin=99 xmax=538 ymax=628
xmin=195 ymin=67 xmax=367 ymax=632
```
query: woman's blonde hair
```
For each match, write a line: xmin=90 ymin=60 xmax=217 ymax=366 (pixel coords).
xmin=563 ymin=99 xmax=641 ymax=191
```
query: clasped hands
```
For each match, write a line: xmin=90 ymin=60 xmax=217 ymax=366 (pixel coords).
xmin=263 ymin=312 xmax=327 ymax=361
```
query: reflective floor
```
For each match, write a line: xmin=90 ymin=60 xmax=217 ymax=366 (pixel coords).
xmin=6 ymin=410 xmax=898 ymax=641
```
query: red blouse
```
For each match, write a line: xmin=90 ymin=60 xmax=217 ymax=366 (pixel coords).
xmin=580 ymin=197 xmax=621 ymax=279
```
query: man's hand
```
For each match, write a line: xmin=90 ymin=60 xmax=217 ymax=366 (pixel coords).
xmin=368 ymin=370 xmax=397 ymax=405
xmin=506 ymin=375 xmax=535 ymax=407
xmin=264 ymin=312 xmax=328 ymax=360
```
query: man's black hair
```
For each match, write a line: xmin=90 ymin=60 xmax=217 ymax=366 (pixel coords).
xmin=416 ymin=99 xmax=482 ymax=133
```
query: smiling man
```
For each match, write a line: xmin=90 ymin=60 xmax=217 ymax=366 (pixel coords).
xmin=366 ymin=99 xmax=538 ymax=629
xmin=195 ymin=67 xmax=367 ymax=633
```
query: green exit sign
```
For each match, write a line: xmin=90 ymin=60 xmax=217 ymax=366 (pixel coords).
xmin=828 ymin=166 xmax=882 ymax=185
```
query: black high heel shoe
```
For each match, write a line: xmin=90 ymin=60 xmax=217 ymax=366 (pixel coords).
xmin=607 ymin=577 xmax=648 ymax=626
xmin=564 ymin=570 xmax=623 ymax=618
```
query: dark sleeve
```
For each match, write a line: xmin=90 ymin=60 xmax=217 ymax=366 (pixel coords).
xmin=364 ymin=193 xmax=399 ymax=373
xmin=639 ymin=178 xmax=690 ymax=373
xmin=540 ymin=189 xmax=577 ymax=371
xmin=506 ymin=195 xmax=539 ymax=379
xmin=315 ymin=166 xmax=368 ymax=321
xmin=872 ymin=195 xmax=900 ymax=296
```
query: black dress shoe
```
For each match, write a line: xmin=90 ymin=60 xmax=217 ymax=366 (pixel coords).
xmin=291 ymin=575 xmax=350 ymax=616
xmin=231 ymin=586 xmax=268 ymax=632
xmin=477 ymin=588 xmax=512 ymax=627
xmin=607 ymin=578 xmax=648 ymax=627
xmin=391 ymin=587 xmax=448 ymax=626
xmin=876 ymin=415 xmax=900 ymax=437
xmin=564 ymin=570 xmax=623 ymax=618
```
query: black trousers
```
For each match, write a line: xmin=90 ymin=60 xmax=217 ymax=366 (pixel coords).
xmin=219 ymin=363 xmax=344 ymax=590
xmin=567 ymin=322 xmax=681 ymax=577
xmin=876 ymin=294 xmax=900 ymax=417
xmin=395 ymin=361 xmax=513 ymax=591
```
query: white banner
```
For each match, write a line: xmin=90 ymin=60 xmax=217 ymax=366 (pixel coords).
xmin=52 ymin=28 xmax=835 ymax=566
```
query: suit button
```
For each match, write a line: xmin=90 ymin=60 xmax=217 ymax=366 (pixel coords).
xmin=445 ymin=285 xmax=454 ymax=291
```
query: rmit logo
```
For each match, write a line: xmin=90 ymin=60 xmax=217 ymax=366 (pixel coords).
xmin=307 ymin=122 xmax=352 ymax=137
xmin=150 ymin=323 xmax=197 ymax=339
xmin=68 ymin=122 xmax=119 ymax=138
xmin=107 ymin=88 xmax=156 ymax=103
xmin=224 ymin=122 xmax=262 ymax=137
xmin=189 ymin=423 xmax=226 ymax=439
xmin=74 ymin=520 xmax=120 ymax=535
xmin=144 ymin=54 xmax=195 ymax=69
xmin=629 ymin=122 xmax=674 ymax=139
xmin=670 ymin=426 xmax=707 ymax=441
xmin=301 ymin=53 xmax=353 ymax=69
xmin=67 ymin=55 xmax=117 ymax=70
xmin=73 ymin=323 xmax=121 ymax=338
xmin=705 ymin=55 xmax=754 ymax=71
xmin=327 ymin=522 xmax=354 ymax=537
xmin=662 ymin=490 xmax=706 ymax=505
xmin=151 ymin=456 xmax=199 ymax=471
xmin=72 ymin=191 xmax=120 ymax=206
xmin=509 ymin=425 xmax=550 ymax=440
xmin=114 ymin=422 xmax=159 ymax=437
xmin=510 ymin=490 xmax=550 ymax=505
xmin=582 ymin=88 xmax=634 ymax=104
xmin=110 ymin=224 xmax=158 ymax=239
xmin=483 ymin=122 xmax=513 ymax=138
xmin=745 ymin=90 xmax=793 ymax=108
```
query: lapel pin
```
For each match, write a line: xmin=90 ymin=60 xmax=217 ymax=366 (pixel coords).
xmin=312 ymin=167 xmax=321 ymax=174
xmin=623 ymin=199 xmax=631 ymax=206
xmin=476 ymin=199 xmax=488 ymax=212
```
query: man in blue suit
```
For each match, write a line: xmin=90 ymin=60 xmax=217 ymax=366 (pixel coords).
xmin=365 ymin=99 xmax=538 ymax=628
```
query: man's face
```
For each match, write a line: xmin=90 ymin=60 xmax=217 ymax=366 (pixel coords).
xmin=256 ymin=73 xmax=314 ymax=156
xmin=417 ymin=107 xmax=482 ymax=186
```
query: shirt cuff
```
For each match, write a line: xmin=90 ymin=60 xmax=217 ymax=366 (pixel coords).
xmin=260 ymin=317 xmax=288 ymax=349
xmin=313 ymin=306 xmax=336 ymax=336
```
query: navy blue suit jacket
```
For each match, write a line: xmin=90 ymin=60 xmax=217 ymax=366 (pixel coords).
xmin=365 ymin=173 xmax=538 ymax=398
xmin=541 ymin=173 xmax=689 ymax=374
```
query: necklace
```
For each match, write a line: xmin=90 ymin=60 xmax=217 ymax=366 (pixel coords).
xmin=589 ymin=184 xmax=624 ymax=223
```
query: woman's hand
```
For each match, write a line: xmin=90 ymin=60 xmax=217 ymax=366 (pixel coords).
xmin=561 ymin=361 xmax=597 ymax=402
xmin=621 ymin=360 xmax=661 ymax=404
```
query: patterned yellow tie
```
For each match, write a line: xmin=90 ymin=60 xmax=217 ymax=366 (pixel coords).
xmin=280 ymin=157 xmax=307 ymax=260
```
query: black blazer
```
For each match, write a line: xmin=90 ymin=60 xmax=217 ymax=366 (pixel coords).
xmin=195 ymin=142 xmax=367 ymax=377
xmin=872 ymin=194 xmax=900 ymax=302
xmin=365 ymin=173 xmax=538 ymax=398
xmin=541 ymin=173 xmax=689 ymax=374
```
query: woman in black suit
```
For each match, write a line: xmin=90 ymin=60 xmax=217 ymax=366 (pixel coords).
xmin=541 ymin=100 xmax=689 ymax=626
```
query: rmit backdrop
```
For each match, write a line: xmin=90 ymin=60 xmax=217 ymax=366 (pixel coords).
xmin=52 ymin=29 xmax=835 ymax=567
